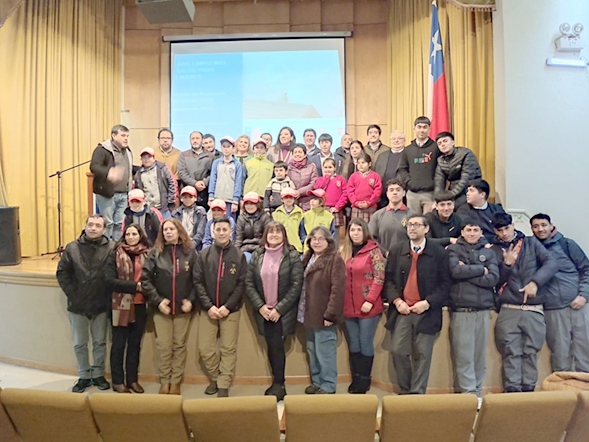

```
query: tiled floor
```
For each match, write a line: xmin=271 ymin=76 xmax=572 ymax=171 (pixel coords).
xmin=0 ymin=362 xmax=390 ymax=418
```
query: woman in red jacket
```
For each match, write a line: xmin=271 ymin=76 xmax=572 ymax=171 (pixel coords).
xmin=340 ymin=218 xmax=386 ymax=394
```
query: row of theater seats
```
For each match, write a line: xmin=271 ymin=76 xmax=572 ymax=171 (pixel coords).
xmin=0 ymin=387 xmax=588 ymax=442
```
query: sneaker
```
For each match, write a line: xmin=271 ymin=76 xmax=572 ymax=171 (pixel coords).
xmin=72 ymin=378 xmax=93 ymax=393
xmin=92 ymin=376 xmax=110 ymax=390
xmin=205 ymin=381 xmax=218 ymax=395
xmin=304 ymin=384 xmax=320 ymax=394
xmin=316 ymin=388 xmax=336 ymax=394
xmin=217 ymin=388 xmax=229 ymax=397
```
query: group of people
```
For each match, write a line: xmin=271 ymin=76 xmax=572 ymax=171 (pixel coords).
xmin=54 ymin=118 xmax=589 ymax=404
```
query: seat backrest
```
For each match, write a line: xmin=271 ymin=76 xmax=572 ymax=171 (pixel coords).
xmin=564 ymin=391 xmax=589 ymax=442
xmin=0 ymin=388 xmax=20 ymax=442
xmin=90 ymin=393 xmax=189 ymax=442
xmin=379 ymin=393 xmax=477 ymax=442
xmin=283 ymin=394 xmax=378 ymax=442
xmin=183 ymin=396 xmax=280 ymax=442
xmin=1 ymin=388 xmax=99 ymax=442
xmin=474 ymin=391 xmax=577 ymax=442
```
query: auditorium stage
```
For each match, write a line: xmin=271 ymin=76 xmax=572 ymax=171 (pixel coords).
xmin=0 ymin=256 xmax=552 ymax=393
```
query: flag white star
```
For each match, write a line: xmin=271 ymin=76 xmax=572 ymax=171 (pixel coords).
xmin=431 ymin=30 xmax=442 ymax=63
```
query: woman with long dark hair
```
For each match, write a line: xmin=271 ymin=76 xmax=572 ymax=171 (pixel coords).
xmin=267 ymin=127 xmax=296 ymax=164
xmin=340 ymin=218 xmax=385 ymax=393
xmin=105 ymin=223 xmax=151 ymax=393
xmin=299 ymin=226 xmax=345 ymax=394
xmin=246 ymin=221 xmax=303 ymax=400
xmin=141 ymin=218 xmax=197 ymax=395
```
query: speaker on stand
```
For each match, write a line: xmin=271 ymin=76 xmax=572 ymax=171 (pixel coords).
xmin=0 ymin=207 xmax=21 ymax=266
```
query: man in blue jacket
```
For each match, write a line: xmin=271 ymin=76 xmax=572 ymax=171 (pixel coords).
xmin=531 ymin=213 xmax=589 ymax=373
xmin=491 ymin=213 xmax=558 ymax=392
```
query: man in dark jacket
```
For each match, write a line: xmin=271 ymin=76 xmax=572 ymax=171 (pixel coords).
xmin=134 ymin=147 xmax=177 ymax=219
xmin=385 ymin=214 xmax=451 ymax=394
xmin=457 ymin=179 xmax=505 ymax=243
xmin=334 ymin=133 xmax=352 ymax=175
xmin=177 ymin=131 xmax=215 ymax=210
xmin=491 ymin=212 xmax=558 ymax=392
xmin=397 ymin=116 xmax=440 ymax=214
xmin=447 ymin=219 xmax=499 ymax=405
xmin=193 ymin=218 xmax=247 ymax=397
xmin=90 ymin=125 xmax=133 ymax=241
xmin=530 ymin=213 xmax=589 ymax=373
xmin=434 ymin=132 xmax=482 ymax=209
xmin=425 ymin=195 xmax=462 ymax=247
xmin=56 ymin=214 xmax=114 ymax=393
xmin=374 ymin=130 xmax=405 ymax=208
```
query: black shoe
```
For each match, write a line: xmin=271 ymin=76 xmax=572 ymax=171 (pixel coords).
xmin=265 ymin=383 xmax=287 ymax=401
xmin=92 ymin=376 xmax=110 ymax=390
xmin=205 ymin=381 xmax=218 ymax=395
xmin=348 ymin=352 xmax=361 ymax=393
xmin=217 ymin=388 xmax=229 ymax=397
xmin=305 ymin=384 xmax=320 ymax=394
xmin=72 ymin=378 xmax=93 ymax=393
xmin=316 ymin=388 xmax=336 ymax=394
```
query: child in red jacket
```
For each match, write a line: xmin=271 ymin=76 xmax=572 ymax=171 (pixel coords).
xmin=314 ymin=158 xmax=348 ymax=240
xmin=347 ymin=153 xmax=382 ymax=223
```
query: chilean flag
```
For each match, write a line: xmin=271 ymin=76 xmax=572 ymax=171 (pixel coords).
xmin=427 ymin=0 xmax=450 ymax=138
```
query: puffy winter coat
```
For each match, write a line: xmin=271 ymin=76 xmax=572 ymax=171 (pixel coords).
xmin=447 ymin=237 xmax=499 ymax=310
xmin=234 ymin=211 xmax=272 ymax=253
xmin=344 ymin=240 xmax=386 ymax=318
xmin=56 ymin=233 xmax=114 ymax=315
xmin=246 ymin=245 xmax=304 ymax=336
xmin=287 ymin=161 xmax=318 ymax=211
xmin=492 ymin=230 xmax=558 ymax=306
xmin=434 ymin=147 xmax=482 ymax=200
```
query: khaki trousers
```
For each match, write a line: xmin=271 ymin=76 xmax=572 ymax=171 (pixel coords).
xmin=198 ymin=310 xmax=241 ymax=389
xmin=153 ymin=312 xmax=193 ymax=384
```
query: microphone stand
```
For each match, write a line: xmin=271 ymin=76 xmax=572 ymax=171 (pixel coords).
xmin=42 ymin=160 xmax=91 ymax=259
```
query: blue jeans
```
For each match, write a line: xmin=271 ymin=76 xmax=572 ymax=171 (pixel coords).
xmin=69 ymin=312 xmax=108 ymax=379
xmin=345 ymin=315 xmax=381 ymax=357
xmin=95 ymin=192 xmax=128 ymax=241
xmin=306 ymin=325 xmax=338 ymax=393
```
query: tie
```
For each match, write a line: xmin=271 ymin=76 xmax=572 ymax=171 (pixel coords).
xmin=413 ymin=246 xmax=420 ymax=253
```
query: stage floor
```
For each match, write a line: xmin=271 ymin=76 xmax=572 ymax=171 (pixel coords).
xmin=0 ymin=256 xmax=58 ymax=286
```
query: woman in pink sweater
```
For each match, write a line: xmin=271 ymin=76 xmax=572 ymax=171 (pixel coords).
xmin=287 ymin=144 xmax=318 ymax=211
xmin=347 ymin=153 xmax=382 ymax=223
xmin=314 ymin=158 xmax=348 ymax=238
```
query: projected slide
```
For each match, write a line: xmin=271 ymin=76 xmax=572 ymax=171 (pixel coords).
xmin=170 ymin=39 xmax=346 ymax=150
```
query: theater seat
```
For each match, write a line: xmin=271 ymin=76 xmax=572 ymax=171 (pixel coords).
xmin=183 ymin=396 xmax=280 ymax=442
xmin=0 ymin=388 xmax=20 ymax=442
xmin=564 ymin=391 xmax=589 ymax=442
xmin=1 ymin=388 xmax=99 ymax=442
xmin=283 ymin=394 xmax=378 ymax=442
xmin=474 ymin=391 xmax=577 ymax=442
xmin=379 ymin=393 xmax=477 ymax=442
xmin=90 ymin=393 xmax=189 ymax=442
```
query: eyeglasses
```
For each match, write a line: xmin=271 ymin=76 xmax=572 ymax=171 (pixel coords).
xmin=311 ymin=237 xmax=327 ymax=243
xmin=407 ymin=223 xmax=425 ymax=228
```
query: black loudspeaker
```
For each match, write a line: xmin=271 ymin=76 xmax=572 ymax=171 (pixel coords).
xmin=0 ymin=207 xmax=21 ymax=266
xmin=136 ymin=0 xmax=195 ymax=24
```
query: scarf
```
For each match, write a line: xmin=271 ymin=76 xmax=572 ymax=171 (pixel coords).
xmin=297 ymin=254 xmax=317 ymax=323
xmin=112 ymin=243 xmax=150 ymax=327
xmin=291 ymin=158 xmax=308 ymax=169
xmin=261 ymin=244 xmax=284 ymax=309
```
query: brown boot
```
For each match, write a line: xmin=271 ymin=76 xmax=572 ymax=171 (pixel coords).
xmin=159 ymin=383 xmax=170 ymax=394
xmin=169 ymin=383 xmax=181 ymax=395
xmin=112 ymin=384 xmax=131 ymax=394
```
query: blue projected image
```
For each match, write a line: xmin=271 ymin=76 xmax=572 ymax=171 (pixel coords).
xmin=171 ymin=49 xmax=345 ymax=150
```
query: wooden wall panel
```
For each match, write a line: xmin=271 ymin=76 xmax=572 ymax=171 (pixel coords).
xmin=128 ymin=129 xmax=160 ymax=164
xmin=321 ymin=0 xmax=353 ymax=25
xmin=353 ymin=0 xmax=388 ymax=25
xmin=290 ymin=0 xmax=321 ymax=26
xmin=290 ymin=24 xmax=322 ymax=32
xmin=193 ymin=2 xmax=223 ymax=27
xmin=223 ymin=24 xmax=291 ymax=34
xmin=124 ymin=5 xmax=162 ymax=30
xmin=223 ymin=0 xmax=289 ymax=25
xmin=124 ymin=30 xmax=161 ymax=129
xmin=192 ymin=26 xmax=224 ymax=35
xmin=351 ymin=23 xmax=388 ymax=126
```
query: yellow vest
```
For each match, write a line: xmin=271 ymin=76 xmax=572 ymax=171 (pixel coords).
xmin=302 ymin=208 xmax=335 ymax=253
xmin=244 ymin=156 xmax=275 ymax=198
xmin=272 ymin=205 xmax=304 ymax=253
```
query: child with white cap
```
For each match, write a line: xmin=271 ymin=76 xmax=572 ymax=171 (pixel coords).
xmin=201 ymin=198 xmax=236 ymax=249
xmin=235 ymin=192 xmax=272 ymax=262
xmin=122 ymin=188 xmax=162 ymax=245
xmin=208 ymin=136 xmax=244 ymax=222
